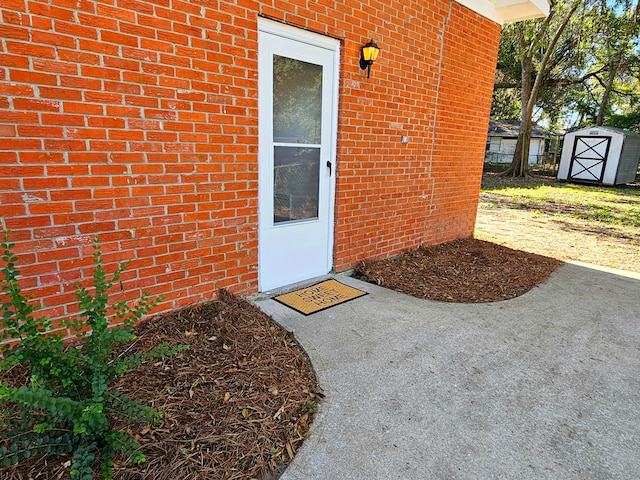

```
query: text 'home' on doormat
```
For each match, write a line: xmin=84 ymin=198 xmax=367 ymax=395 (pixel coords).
xmin=273 ymin=279 xmax=368 ymax=315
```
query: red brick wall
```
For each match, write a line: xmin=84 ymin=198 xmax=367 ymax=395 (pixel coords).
xmin=423 ymin=2 xmax=501 ymax=246
xmin=0 ymin=0 xmax=500 ymax=331
xmin=332 ymin=1 xmax=500 ymax=269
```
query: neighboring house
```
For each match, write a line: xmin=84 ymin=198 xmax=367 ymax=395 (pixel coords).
xmin=0 ymin=1 xmax=549 ymax=333
xmin=486 ymin=120 xmax=547 ymax=164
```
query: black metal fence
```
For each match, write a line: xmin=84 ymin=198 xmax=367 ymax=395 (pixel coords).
xmin=483 ymin=153 xmax=560 ymax=176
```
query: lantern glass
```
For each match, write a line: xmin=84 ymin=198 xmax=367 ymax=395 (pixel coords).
xmin=362 ymin=40 xmax=380 ymax=62
xmin=369 ymin=46 xmax=380 ymax=61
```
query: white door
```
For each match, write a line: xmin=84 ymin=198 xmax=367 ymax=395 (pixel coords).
xmin=258 ymin=21 xmax=339 ymax=292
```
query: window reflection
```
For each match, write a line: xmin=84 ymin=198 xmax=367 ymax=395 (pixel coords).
xmin=273 ymin=146 xmax=320 ymax=223
xmin=273 ymin=55 xmax=323 ymax=144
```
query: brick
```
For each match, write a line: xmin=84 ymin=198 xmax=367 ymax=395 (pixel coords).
xmin=139 ymin=38 xmax=173 ymax=54
xmin=64 ymin=126 xmax=105 ymax=139
xmin=30 ymin=30 xmax=75 ymax=48
xmin=54 ymin=19 xmax=98 ymax=39
xmin=28 ymin=201 xmax=73 ymax=214
xmin=27 ymin=1 xmax=75 ymax=21
xmin=2 ymin=40 xmax=56 ymax=59
xmin=103 ymin=56 xmax=140 ymax=72
xmin=43 ymin=139 xmax=87 ymax=151
xmin=4 ymin=215 xmax=51 ymax=229
xmin=108 ymin=129 xmax=144 ymax=141
xmin=2 ymin=204 xmax=27 ymax=216
xmin=78 ymin=39 xmax=120 ymax=55
xmin=0 ymin=152 xmax=18 ymax=165
xmin=0 ymin=138 xmax=42 ymax=150
xmin=143 ymin=85 xmax=175 ymax=98
xmin=88 ymin=140 xmax=128 ymax=151
xmin=106 ymin=105 xmax=141 ymax=117
xmin=41 ymin=113 xmax=85 ymax=126
xmin=63 ymin=101 xmax=104 ymax=115
xmin=10 ymin=70 xmax=58 ymax=85
xmin=0 ymin=82 xmax=33 ymax=96
xmin=17 ymin=125 xmax=64 ymax=137
xmin=0 ymin=164 xmax=45 ymax=177
xmin=38 ymin=86 xmax=83 ymax=101
xmin=86 ymin=116 xmax=126 ymax=128
xmin=81 ymin=65 xmax=121 ymax=81
xmin=121 ymin=47 xmax=158 ymax=62
xmin=0 ymin=24 xmax=29 ymax=40
xmin=1 ymin=0 xmax=28 ymax=12
xmin=56 ymin=49 xmax=100 ymax=65
xmin=50 ymin=189 xmax=91 ymax=201
xmin=0 ymin=125 xmax=17 ymax=136
xmin=22 ymin=176 xmax=70 ymax=190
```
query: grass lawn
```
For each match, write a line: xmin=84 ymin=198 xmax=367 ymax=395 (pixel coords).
xmin=476 ymin=174 xmax=640 ymax=273
xmin=481 ymin=181 xmax=640 ymax=229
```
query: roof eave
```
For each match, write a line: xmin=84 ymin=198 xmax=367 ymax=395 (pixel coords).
xmin=455 ymin=0 xmax=550 ymax=25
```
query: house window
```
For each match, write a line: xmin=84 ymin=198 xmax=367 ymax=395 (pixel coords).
xmin=489 ymin=138 xmax=501 ymax=152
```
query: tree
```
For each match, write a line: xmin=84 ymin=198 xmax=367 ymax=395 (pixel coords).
xmin=493 ymin=0 xmax=640 ymax=159
xmin=501 ymin=0 xmax=583 ymax=177
xmin=591 ymin=1 xmax=640 ymax=125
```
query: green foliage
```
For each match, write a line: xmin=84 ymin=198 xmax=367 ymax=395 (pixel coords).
xmin=0 ymin=232 xmax=188 ymax=478
xmin=493 ymin=0 xmax=640 ymax=131
xmin=607 ymin=109 xmax=640 ymax=132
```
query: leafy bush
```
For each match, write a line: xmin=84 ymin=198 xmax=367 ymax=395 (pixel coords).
xmin=0 ymin=233 xmax=188 ymax=479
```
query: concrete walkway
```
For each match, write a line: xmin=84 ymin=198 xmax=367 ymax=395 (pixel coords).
xmin=255 ymin=263 xmax=640 ymax=480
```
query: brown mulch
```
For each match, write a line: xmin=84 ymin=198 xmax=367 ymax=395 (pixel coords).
xmin=0 ymin=290 xmax=321 ymax=480
xmin=354 ymin=237 xmax=563 ymax=303
xmin=2 ymin=238 xmax=563 ymax=479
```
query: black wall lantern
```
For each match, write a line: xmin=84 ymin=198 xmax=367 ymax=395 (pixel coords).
xmin=359 ymin=39 xmax=380 ymax=78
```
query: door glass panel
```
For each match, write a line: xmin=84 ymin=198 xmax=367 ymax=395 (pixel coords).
xmin=273 ymin=146 xmax=320 ymax=223
xmin=273 ymin=55 xmax=322 ymax=144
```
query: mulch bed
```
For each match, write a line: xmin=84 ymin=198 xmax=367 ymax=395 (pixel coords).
xmin=2 ymin=237 xmax=563 ymax=479
xmin=0 ymin=290 xmax=321 ymax=480
xmin=354 ymin=237 xmax=563 ymax=303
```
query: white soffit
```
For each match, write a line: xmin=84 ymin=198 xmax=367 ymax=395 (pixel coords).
xmin=455 ymin=0 xmax=550 ymax=25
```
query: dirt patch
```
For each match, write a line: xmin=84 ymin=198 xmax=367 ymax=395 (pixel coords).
xmin=480 ymin=172 xmax=555 ymax=190
xmin=0 ymin=290 xmax=321 ymax=480
xmin=354 ymin=237 xmax=562 ymax=303
xmin=477 ymin=174 xmax=640 ymax=273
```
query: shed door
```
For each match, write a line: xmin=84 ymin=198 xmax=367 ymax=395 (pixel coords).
xmin=568 ymin=136 xmax=611 ymax=183
xmin=257 ymin=22 xmax=338 ymax=292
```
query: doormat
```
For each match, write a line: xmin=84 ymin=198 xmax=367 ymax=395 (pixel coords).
xmin=274 ymin=279 xmax=368 ymax=315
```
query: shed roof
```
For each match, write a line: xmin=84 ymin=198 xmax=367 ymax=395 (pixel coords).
xmin=566 ymin=126 xmax=640 ymax=138
xmin=488 ymin=120 xmax=547 ymax=138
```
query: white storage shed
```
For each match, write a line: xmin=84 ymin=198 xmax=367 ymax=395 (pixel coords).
xmin=557 ymin=126 xmax=640 ymax=186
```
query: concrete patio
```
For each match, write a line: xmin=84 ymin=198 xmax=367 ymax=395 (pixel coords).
xmin=255 ymin=262 xmax=640 ymax=480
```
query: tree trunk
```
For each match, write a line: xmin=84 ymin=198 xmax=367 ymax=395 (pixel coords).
xmin=509 ymin=110 xmax=534 ymax=176
xmin=504 ymin=46 xmax=534 ymax=177
xmin=595 ymin=58 xmax=618 ymax=126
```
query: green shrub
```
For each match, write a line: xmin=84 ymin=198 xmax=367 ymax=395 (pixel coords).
xmin=0 ymin=232 xmax=188 ymax=479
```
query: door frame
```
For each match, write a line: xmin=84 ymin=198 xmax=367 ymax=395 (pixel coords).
xmin=257 ymin=19 xmax=340 ymax=292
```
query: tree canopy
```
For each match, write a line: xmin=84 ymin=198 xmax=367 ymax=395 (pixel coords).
xmin=491 ymin=0 xmax=640 ymax=175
